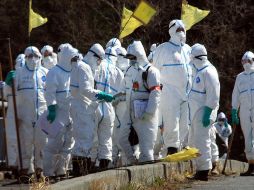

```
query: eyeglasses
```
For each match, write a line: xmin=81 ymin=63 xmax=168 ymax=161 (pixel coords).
xmin=71 ymin=56 xmax=79 ymax=62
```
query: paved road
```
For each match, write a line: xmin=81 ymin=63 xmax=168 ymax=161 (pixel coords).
xmin=182 ymin=175 xmax=254 ymax=190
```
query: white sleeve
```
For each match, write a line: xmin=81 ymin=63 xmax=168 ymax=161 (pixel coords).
xmin=79 ymin=65 xmax=99 ymax=99
xmin=232 ymin=76 xmax=240 ymax=110
xmin=45 ymin=70 xmax=58 ymax=106
xmin=145 ymin=67 xmax=161 ymax=114
xmin=205 ymin=68 xmax=220 ymax=109
xmin=152 ymin=45 xmax=163 ymax=71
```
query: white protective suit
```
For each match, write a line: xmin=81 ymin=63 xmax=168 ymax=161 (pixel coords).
xmin=4 ymin=54 xmax=25 ymax=167
xmin=120 ymin=41 xmax=161 ymax=162
xmin=116 ymin=47 xmax=129 ymax=72
xmin=14 ymin=47 xmax=48 ymax=173
xmin=188 ymin=43 xmax=220 ymax=171
xmin=153 ymin=20 xmax=192 ymax=152
xmin=210 ymin=112 xmax=232 ymax=162
xmin=105 ymin=46 xmax=126 ymax=166
xmin=91 ymin=44 xmax=124 ymax=165
xmin=147 ymin=43 xmax=157 ymax=63
xmin=41 ymin=45 xmax=57 ymax=70
xmin=43 ymin=44 xmax=76 ymax=177
xmin=71 ymin=46 xmax=103 ymax=158
xmin=232 ymin=51 xmax=254 ymax=161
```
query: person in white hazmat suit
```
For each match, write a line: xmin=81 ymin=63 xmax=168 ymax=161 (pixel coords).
xmin=84 ymin=43 xmax=118 ymax=170
xmin=104 ymin=46 xmax=126 ymax=167
xmin=5 ymin=47 xmax=48 ymax=181
xmin=3 ymin=54 xmax=25 ymax=173
xmin=119 ymin=41 xmax=161 ymax=163
xmin=147 ymin=43 xmax=157 ymax=63
xmin=70 ymin=45 xmax=114 ymax=176
xmin=43 ymin=43 xmax=76 ymax=180
xmin=188 ymin=43 xmax=220 ymax=181
xmin=210 ymin=112 xmax=232 ymax=175
xmin=153 ymin=19 xmax=192 ymax=155
xmin=231 ymin=51 xmax=254 ymax=176
xmin=41 ymin=45 xmax=57 ymax=70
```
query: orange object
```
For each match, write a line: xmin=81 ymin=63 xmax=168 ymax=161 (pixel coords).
xmin=133 ymin=81 xmax=139 ymax=91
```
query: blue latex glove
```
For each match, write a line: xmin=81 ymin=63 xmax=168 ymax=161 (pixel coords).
xmin=5 ymin=70 xmax=15 ymax=86
xmin=202 ymin=106 xmax=213 ymax=127
xmin=47 ymin=105 xmax=56 ymax=123
xmin=96 ymin=91 xmax=114 ymax=102
xmin=231 ymin=109 xmax=239 ymax=125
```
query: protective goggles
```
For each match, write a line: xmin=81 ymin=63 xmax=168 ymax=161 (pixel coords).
xmin=217 ymin=118 xmax=226 ymax=122
xmin=241 ymin=59 xmax=252 ymax=65
xmin=26 ymin=54 xmax=40 ymax=59
xmin=194 ymin=54 xmax=207 ymax=60
xmin=43 ymin=51 xmax=53 ymax=57
xmin=88 ymin=49 xmax=103 ymax=60
xmin=124 ymin=54 xmax=137 ymax=60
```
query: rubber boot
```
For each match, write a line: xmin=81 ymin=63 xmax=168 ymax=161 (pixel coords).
xmin=240 ymin=160 xmax=254 ymax=176
xmin=188 ymin=170 xmax=209 ymax=181
xmin=167 ymin=147 xmax=178 ymax=155
xmin=83 ymin=157 xmax=91 ymax=175
xmin=99 ymin=159 xmax=110 ymax=170
xmin=72 ymin=156 xmax=82 ymax=177
xmin=211 ymin=162 xmax=220 ymax=176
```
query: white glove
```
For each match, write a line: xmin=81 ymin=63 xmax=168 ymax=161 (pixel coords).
xmin=141 ymin=112 xmax=152 ymax=121
xmin=0 ymin=81 xmax=5 ymax=89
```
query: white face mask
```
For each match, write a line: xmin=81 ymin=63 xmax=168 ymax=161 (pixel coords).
xmin=26 ymin=57 xmax=40 ymax=69
xmin=176 ymin=31 xmax=186 ymax=44
xmin=243 ymin=63 xmax=254 ymax=73
xmin=43 ymin=56 xmax=53 ymax=67
xmin=117 ymin=57 xmax=129 ymax=71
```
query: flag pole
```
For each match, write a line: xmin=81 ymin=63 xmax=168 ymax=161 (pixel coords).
xmin=28 ymin=0 xmax=31 ymax=44
xmin=0 ymin=62 xmax=8 ymax=167
xmin=7 ymin=38 xmax=23 ymax=170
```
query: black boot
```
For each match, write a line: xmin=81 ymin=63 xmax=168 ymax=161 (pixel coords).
xmin=99 ymin=159 xmax=110 ymax=170
xmin=240 ymin=164 xmax=254 ymax=176
xmin=72 ymin=156 xmax=82 ymax=177
xmin=167 ymin=147 xmax=178 ymax=155
xmin=83 ymin=157 xmax=91 ymax=175
xmin=188 ymin=170 xmax=209 ymax=181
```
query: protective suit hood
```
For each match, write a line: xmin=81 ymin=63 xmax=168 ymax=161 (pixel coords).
xmin=217 ymin=112 xmax=226 ymax=120
xmin=169 ymin=19 xmax=186 ymax=46
xmin=150 ymin=43 xmax=157 ymax=52
xmin=116 ymin=47 xmax=129 ymax=71
xmin=15 ymin=53 xmax=25 ymax=70
xmin=106 ymin=38 xmax=121 ymax=49
xmin=83 ymin=43 xmax=105 ymax=74
xmin=41 ymin=45 xmax=53 ymax=55
xmin=57 ymin=43 xmax=78 ymax=72
xmin=191 ymin=43 xmax=208 ymax=69
xmin=24 ymin=46 xmax=42 ymax=70
xmin=126 ymin=41 xmax=149 ymax=64
xmin=105 ymin=47 xmax=118 ymax=65
xmin=242 ymin=51 xmax=254 ymax=73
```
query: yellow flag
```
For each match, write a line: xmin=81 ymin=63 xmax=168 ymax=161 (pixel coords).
xmin=119 ymin=7 xmax=142 ymax=39
xmin=181 ymin=1 xmax=210 ymax=31
xmin=133 ymin=0 xmax=156 ymax=25
xmin=161 ymin=147 xmax=200 ymax=162
xmin=29 ymin=0 xmax=48 ymax=35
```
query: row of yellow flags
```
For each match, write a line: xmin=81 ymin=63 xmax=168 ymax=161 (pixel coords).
xmin=29 ymin=0 xmax=210 ymax=39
